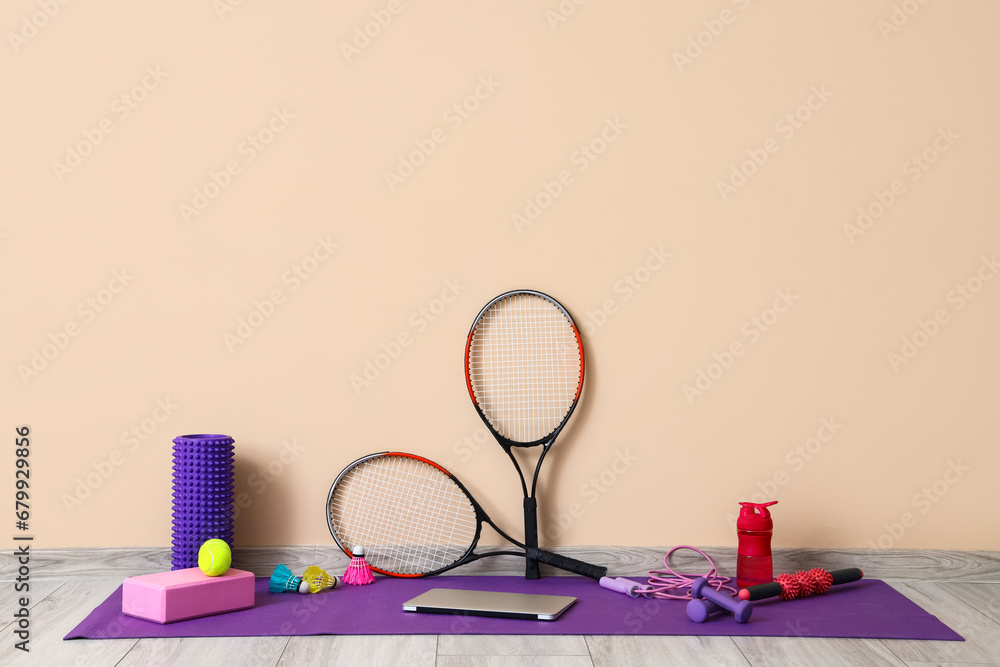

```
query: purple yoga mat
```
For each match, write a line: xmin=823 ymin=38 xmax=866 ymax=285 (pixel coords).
xmin=65 ymin=576 xmax=961 ymax=641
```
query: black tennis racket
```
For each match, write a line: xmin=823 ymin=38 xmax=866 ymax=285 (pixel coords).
xmin=326 ymin=452 xmax=606 ymax=580
xmin=464 ymin=290 xmax=585 ymax=579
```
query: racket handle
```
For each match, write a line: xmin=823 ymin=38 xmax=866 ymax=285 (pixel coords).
xmin=526 ymin=548 xmax=608 ymax=581
xmin=524 ymin=498 xmax=540 ymax=580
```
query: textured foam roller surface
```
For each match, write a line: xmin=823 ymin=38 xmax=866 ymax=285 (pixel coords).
xmin=171 ymin=434 xmax=235 ymax=570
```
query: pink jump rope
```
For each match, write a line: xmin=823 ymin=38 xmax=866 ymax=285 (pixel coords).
xmin=600 ymin=545 xmax=752 ymax=622
xmin=598 ymin=545 xmax=735 ymax=599
xmin=646 ymin=545 xmax=737 ymax=598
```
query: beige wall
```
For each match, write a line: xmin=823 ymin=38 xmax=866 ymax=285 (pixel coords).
xmin=3 ymin=1 xmax=998 ymax=552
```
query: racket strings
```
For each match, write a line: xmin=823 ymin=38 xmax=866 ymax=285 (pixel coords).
xmin=334 ymin=458 xmax=460 ymax=571
xmin=469 ymin=293 xmax=582 ymax=442
xmin=329 ymin=456 xmax=478 ymax=575
xmin=332 ymin=458 xmax=467 ymax=573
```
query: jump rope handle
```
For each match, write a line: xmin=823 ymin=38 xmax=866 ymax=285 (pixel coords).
xmin=600 ymin=577 xmax=655 ymax=598
xmin=523 ymin=498 xmax=540 ymax=580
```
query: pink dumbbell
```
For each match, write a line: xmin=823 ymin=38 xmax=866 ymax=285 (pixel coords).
xmin=688 ymin=577 xmax=752 ymax=624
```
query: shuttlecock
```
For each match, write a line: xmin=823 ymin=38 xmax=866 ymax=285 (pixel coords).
xmin=269 ymin=564 xmax=303 ymax=593
xmin=342 ymin=545 xmax=374 ymax=585
xmin=303 ymin=565 xmax=338 ymax=593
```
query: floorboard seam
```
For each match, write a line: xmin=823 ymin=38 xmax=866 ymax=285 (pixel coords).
xmin=111 ymin=638 xmax=139 ymax=667
xmin=729 ymin=635 xmax=755 ymax=667
xmin=583 ymin=634 xmax=595 ymax=666
xmin=272 ymin=636 xmax=290 ymax=667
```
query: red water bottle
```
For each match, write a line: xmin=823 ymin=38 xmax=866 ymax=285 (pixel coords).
xmin=737 ymin=501 xmax=777 ymax=589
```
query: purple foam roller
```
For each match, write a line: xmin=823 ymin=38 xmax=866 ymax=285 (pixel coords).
xmin=171 ymin=434 xmax=235 ymax=570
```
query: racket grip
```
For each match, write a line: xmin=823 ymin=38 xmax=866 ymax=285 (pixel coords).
xmin=523 ymin=498 xmax=540 ymax=580
xmin=526 ymin=548 xmax=608 ymax=581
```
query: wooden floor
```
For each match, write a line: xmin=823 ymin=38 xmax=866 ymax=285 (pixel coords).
xmin=1 ymin=579 xmax=998 ymax=666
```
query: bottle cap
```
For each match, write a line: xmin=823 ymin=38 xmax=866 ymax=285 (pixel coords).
xmin=738 ymin=501 xmax=777 ymax=531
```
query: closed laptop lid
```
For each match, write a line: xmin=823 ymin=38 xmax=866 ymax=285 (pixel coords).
xmin=402 ymin=588 xmax=577 ymax=621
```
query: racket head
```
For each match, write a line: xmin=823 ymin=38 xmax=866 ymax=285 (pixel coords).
xmin=465 ymin=290 xmax=585 ymax=446
xmin=326 ymin=452 xmax=484 ymax=577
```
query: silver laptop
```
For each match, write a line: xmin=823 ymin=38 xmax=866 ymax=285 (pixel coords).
xmin=402 ymin=588 xmax=577 ymax=621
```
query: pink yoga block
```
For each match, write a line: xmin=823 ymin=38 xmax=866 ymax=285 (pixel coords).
xmin=122 ymin=567 xmax=255 ymax=623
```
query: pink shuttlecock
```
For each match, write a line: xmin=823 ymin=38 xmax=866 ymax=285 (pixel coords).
xmin=342 ymin=545 xmax=374 ymax=585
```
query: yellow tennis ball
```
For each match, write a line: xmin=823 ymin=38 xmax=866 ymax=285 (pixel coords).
xmin=198 ymin=539 xmax=232 ymax=577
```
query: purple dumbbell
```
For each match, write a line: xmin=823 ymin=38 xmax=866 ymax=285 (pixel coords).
xmin=689 ymin=577 xmax=752 ymax=624
xmin=686 ymin=597 xmax=729 ymax=622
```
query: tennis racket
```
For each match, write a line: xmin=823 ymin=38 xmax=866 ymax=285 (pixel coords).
xmin=464 ymin=290 xmax=585 ymax=579
xmin=326 ymin=452 xmax=606 ymax=580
